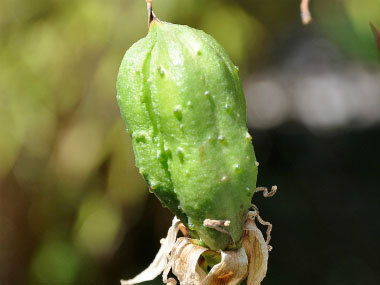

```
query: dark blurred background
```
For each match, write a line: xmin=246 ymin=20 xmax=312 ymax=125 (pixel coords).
xmin=1 ymin=0 xmax=379 ymax=284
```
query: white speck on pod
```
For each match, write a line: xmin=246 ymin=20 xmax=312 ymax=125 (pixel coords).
xmin=174 ymin=105 xmax=183 ymax=120
xmin=158 ymin=65 xmax=165 ymax=77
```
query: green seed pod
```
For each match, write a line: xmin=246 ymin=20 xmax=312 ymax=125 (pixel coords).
xmin=117 ymin=18 xmax=258 ymax=250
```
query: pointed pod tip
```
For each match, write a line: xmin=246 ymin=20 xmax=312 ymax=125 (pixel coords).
xmin=146 ymin=0 xmax=155 ymax=29
xmin=146 ymin=0 xmax=163 ymax=31
xmin=148 ymin=18 xmax=161 ymax=29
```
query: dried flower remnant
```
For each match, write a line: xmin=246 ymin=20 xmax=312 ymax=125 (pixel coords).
xmin=121 ymin=209 xmax=272 ymax=285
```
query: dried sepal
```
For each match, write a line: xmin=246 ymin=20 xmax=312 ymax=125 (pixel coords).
xmin=121 ymin=217 xmax=181 ymax=285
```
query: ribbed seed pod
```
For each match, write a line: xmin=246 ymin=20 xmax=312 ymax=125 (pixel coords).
xmin=117 ymin=19 xmax=258 ymax=250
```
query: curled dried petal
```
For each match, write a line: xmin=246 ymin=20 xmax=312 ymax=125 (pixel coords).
xmin=121 ymin=217 xmax=181 ymax=285
xmin=200 ymin=247 xmax=248 ymax=285
xmin=163 ymin=237 xmax=249 ymax=285
xmin=166 ymin=238 xmax=208 ymax=285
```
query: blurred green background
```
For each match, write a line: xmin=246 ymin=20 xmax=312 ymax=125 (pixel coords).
xmin=1 ymin=0 xmax=379 ymax=284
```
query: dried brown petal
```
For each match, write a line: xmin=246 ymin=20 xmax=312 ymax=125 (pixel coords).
xmin=200 ymin=247 xmax=248 ymax=285
xmin=165 ymin=238 xmax=208 ymax=285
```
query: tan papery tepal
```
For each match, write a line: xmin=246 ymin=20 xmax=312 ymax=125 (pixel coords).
xmin=121 ymin=210 xmax=271 ymax=285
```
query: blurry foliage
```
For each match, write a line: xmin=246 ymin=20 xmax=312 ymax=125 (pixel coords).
xmin=30 ymin=238 xmax=81 ymax=285
xmin=0 ymin=0 xmax=379 ymax=284
xmin=315 ymin=0 xmax=380 ymax=62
